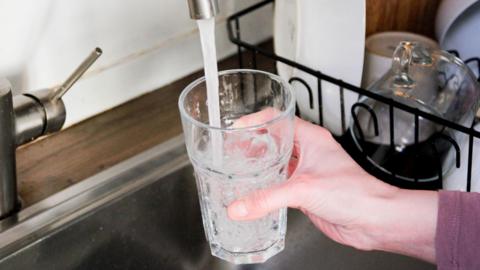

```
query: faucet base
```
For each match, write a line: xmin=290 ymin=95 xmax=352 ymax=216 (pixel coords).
xmin=0 ymin=197 xmax=22 ymax=221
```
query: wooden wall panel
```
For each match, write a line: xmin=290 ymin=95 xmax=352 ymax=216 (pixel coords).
xmin=367 ymin=0 xmax=441 ymax=39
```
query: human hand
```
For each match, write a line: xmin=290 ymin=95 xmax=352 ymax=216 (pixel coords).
xmin=227 ymin=115 xmax=438 ymax=263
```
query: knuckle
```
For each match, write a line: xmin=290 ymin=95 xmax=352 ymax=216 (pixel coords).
xmin=251 ymin=189 xmax=272 ymax=211
xmin=290 ymin=178 xmax=309 ymax=192
xmin=318 ymin=127 xmax=333 ymax=139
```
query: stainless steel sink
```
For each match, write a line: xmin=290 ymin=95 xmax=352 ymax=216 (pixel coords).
xmin=0 ymin=136 xmax=435 ymax=269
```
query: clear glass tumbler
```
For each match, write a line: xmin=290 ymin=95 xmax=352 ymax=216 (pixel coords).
xmin=178 ymin=69 xmax=295 ymax=264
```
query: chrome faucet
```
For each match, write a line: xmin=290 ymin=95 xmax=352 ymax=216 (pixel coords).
xmin=0 ymin=48 xmax=102 ymax=219
xmin=187 ymin=0 xmax=219 ymax=19
xmin=0 ymin=0 xmax=216 ymax=219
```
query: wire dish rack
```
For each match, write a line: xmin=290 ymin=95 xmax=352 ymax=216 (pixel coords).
xmin=226 ymin=0 xmax=480 ymax=191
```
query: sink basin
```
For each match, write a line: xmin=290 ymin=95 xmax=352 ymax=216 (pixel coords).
xmin=0 ymin=136 xmax=435 ymax=269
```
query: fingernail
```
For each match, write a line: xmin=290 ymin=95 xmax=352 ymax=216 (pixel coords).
xmin=231 ymin=201 xmax=249 ymax=217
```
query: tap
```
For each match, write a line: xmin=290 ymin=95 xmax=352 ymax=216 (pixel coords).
xmin=0 ymin=48 xmax=102 ymax=219
xmin=187 ymin=0 xmax=219 ymax=20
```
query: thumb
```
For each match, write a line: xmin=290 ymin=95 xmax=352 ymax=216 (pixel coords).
xmin=227 ymin=180 xmax=307 ymax=221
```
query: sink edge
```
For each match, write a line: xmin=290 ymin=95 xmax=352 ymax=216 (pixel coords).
xmin=0 ymin=135 xmax=190 ymax=259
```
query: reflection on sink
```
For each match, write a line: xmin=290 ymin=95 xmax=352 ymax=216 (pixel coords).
xmin=0 ymin=136 xmax=435 ymax=269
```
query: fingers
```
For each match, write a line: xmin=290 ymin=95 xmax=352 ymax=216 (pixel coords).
xmin=227 ymin=180 xmax=308 ymax=221
xmin=231 ymin=107 xmax=280 ymax=129
xmin=230 ymin=108 xmax=332 ymax=153
xmin=288 ymin=155 xmax=299 ymax=177
xmin=231 ymin=108 xmax=332 ymax=146
xmin=293 ymin=117 xmax=334 ymax=146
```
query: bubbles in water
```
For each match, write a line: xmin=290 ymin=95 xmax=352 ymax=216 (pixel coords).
xmin=194 ymin=138 xmax=288 ymax=254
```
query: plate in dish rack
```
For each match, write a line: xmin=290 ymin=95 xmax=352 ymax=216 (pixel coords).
xmin=274 ymin=0 xmax=366 ymax=135
xmin=274 ymin=0 xmax=299 ymax=81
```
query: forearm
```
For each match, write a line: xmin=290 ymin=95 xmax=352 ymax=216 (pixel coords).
xmin=366 ymin=189 xmax=438 ymax=263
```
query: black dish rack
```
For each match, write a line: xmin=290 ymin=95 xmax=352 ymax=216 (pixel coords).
xmin=226 ymin=0 xmax=480 ymax=191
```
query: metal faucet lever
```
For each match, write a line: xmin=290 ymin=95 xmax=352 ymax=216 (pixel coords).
xmin=52 ymin=47 xmax=102 ymax=101
xmin=0 ymin=48 xmax=102 ymax=219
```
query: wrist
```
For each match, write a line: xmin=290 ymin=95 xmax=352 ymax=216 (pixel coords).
xmin=366 ymin=187 xmax=438 ymax=263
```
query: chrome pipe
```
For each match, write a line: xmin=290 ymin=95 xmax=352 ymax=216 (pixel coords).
xmin=0 ymin=79 xmax=18 ymax=219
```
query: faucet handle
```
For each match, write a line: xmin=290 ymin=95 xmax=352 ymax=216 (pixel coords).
xmin=12 ymin=47 xmax=103 ymax=146
xmin=51 ymin=47 xmax=103 ymax=101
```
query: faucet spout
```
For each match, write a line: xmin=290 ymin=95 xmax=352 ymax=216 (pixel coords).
xmin=187 ymin=0 xmax=219 ymax=20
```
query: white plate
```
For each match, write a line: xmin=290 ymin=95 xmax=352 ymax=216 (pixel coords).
xmin=274 ymin=0 xmax=299 ymax=80
xmin=440 ymin=1 xmax=480 ymax=77
xmin=274 ymin=0 xmax=366 ymax=135
xmin=435 ymin=0 xmax=478 ymax=44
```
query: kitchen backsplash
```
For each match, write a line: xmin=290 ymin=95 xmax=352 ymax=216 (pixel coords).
xmin=0 ymin=0 xmax=272 ymax=126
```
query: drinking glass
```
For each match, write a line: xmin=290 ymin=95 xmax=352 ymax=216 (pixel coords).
xmin=178 ymin=69 xmax=295 ymax=264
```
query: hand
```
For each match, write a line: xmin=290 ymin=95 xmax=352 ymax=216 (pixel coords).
xmin=227 ymin=116 xmax=438 ymax=263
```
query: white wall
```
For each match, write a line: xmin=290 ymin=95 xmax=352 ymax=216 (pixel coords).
xmin=0 ymin=0 xmax=272 ymax=126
